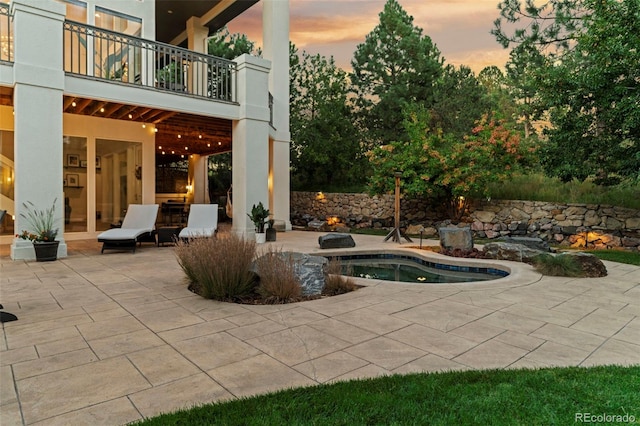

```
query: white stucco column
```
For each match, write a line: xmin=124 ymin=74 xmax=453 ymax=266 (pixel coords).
xmin=263 ymin=0 xmax=292 ymax=230
xmin=186 ymin=16 xmax=209 ymax=98
xmin=231 ymin=54 xmax=271 ymax=237
xmin=188 ymin=154 xmax=209 ymax=204
xmin=10 ymin=0 xmax=67 ymax=260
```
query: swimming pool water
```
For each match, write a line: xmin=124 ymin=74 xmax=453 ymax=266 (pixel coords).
xmin=327 ymin=253 xmax=508 ymax=284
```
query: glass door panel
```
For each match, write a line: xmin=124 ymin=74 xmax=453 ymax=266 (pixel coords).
xmin=96 ymin=139 xmax=142 ymax=231
xmin=63 ymin=136 xmax=88 ymax=232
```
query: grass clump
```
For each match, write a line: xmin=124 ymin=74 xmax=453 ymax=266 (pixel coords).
xmin=322 ymin=258 xmax=357 ymax=295
xmin=488 ymin=173 xmax=640 ymax=209
xmin=531 ymin=253 xmax=584 ymax=277
xmin=174 ymin=234 xmax=257 ymax=300
xmin=134 ymin=365 xmax=640 ymax=425
xmin=254 ymin=247 xmax=302 ymax=303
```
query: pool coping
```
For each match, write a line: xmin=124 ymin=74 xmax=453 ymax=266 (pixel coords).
xmin=317 ymin=247 xmax=544 ymax=290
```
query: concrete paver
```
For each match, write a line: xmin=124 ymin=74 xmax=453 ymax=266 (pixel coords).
xmin=1 ymin=231 xmax=639 ymax=425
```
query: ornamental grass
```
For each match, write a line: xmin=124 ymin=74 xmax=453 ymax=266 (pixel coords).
xmin=322 ymin=258 xmax=357 ymax=295
xmin=254 ymin=246 xmax=302 ymax=303
xmin=174 ymin=233 xmax=257 ymax=300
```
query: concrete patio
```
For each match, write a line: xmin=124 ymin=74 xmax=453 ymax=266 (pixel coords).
xmin=1 ymin=230 xmax=639 ymax=425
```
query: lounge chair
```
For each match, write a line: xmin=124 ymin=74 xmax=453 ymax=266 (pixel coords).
xmin=178 ymin=204 xmax=218 ymax=239
xmin=97 ymin=204 xmax=159 ymax=253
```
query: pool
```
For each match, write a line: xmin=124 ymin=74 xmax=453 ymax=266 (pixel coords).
xmin=326 ymin=253 xmax=509 ymax=284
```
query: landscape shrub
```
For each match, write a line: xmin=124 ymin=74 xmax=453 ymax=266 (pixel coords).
xmin=531 ymin=253 xmax=584 ymax=277
xmin=174 ymin=234 xmax=257 ymax=300
xmin=322 ymin=258 xmax=357 ymax=295
xmin=254 ymin=246 xmax=302 ymax=303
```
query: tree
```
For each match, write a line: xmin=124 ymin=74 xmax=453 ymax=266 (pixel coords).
xmin=206 ymin=27 xmax=260 ymax=59
xmin=367 ymin=105 xmax=533 ymax=220
xmin=289 ymin=44 xmax=364 ymax=190
xmin=477 ymin=66 xmax=519 ymax=126
xmin=493 ymin=0 xmax=640 ymax=184
xmin=430 ymin=65 xmax=493 ymax=137
xmin=504 ymin=42 xmax=548 ymax=139
xmin=350 ymin=0 xmax=444 ymax=147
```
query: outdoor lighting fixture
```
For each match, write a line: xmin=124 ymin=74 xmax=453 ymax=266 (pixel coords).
xmin=384 ymin=171 xmax=413 ymax=243
xmin=71 ymin=101 xmax=76 ymax=107
xmin=100 ymin=107 xmax=104 ymax=113
xmin=128 ymin=113 xmax=133 ymax=119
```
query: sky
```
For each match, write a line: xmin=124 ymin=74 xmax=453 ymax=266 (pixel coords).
xmin=227 ymin=0 xmax=511 ymax=74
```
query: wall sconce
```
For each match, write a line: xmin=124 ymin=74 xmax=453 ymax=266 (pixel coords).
xmin=186 ymin=184 xmax=193 ymax=193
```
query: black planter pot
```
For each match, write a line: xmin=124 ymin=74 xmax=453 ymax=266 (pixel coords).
xmin=33 ymin=241 xmax=59 ymax=262
xmin=266 ymin=228 xmax=277 ymax=242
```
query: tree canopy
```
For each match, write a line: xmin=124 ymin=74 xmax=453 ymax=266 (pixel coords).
xmin=493 ymin=0 xmax=640 ymax=184
xmin=350 ymin=0 xmax=444 ymax=147
xmin=367 ymin=105 xmax=534 ymax=218
xmin=289 ymin=44 xmax=365 ymax=191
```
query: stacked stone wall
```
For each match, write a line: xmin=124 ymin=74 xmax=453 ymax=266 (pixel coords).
xmin=290 ymin=192 xmax=640 ymax=250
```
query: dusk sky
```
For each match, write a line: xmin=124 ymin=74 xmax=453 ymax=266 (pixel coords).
xmin=228 ymin=0 xmax=510 ymax=74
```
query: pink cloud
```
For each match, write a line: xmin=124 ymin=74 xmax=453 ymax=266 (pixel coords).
xmin=227 ymin=0 xmax=509 ymax=73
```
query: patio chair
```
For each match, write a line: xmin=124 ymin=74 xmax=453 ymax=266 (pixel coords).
xmin=178 ymin=204 xmax=218 ymax=239
xmin=97 ymin=204 xmax=159 ymax=253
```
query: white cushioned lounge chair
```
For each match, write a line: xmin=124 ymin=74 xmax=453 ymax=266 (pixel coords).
xmin=178 ymin=204 xmax=218 ymax=239
xmin=97 ymin=204 xmax=159 ymax=253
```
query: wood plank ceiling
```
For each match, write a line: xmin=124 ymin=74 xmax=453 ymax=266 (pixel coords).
xmin=2 ymin=88 xmax=232 ymax=162
xmin=62 ymin=96 xmax=232 ymax=159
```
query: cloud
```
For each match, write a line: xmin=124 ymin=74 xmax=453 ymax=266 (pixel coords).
xmin=227 ymin=0 xmax=509 ymax=73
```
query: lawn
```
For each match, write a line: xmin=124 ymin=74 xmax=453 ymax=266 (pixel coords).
xmin=134 ymin=365 xmax=640 ymax=425
xmin=588 ymin=250 xmax=640 ymax=266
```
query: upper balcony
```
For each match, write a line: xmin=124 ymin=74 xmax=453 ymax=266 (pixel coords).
xmin=63 ymin=20 xmax=237 ymax=103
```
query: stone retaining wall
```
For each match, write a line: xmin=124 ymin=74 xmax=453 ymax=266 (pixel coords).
xmin=290 ymin=192 xmax=640 ymax=250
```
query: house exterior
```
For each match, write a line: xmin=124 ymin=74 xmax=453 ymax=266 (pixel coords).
xmin=0 ymin=0 xmax=291 ymax=260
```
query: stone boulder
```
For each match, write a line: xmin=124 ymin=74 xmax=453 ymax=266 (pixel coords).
xmin=483 ymin=242 xmax=546 ymax=263
xmin=318 ymin=233 xmax=356 ymax=249
xmin=288 ymin=252 xmax=328 ymax=295
xmin=559 ymin=252 xmax=607 ymax=277
xmin=439 ymin=226 xmax=473 ymax=251
xmin=502 ymin=236 xmax=551 ymax=252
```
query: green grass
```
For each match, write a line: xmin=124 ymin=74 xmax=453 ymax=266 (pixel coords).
xmin=487 ymin=173 xmax=640 ymax=209
xmin=587 ymin=250 xmax=640 ymax=266
xmin=134 ymin=366 xmax=639 ymax=425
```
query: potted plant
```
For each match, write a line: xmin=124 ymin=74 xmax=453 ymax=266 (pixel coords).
xmin=247 ymin=202 xmax=270 ymax=243
xmin=156 ymin=61 xmax=184 ymax=91
xmin=266 ymin=219 xmax=277 ymax=242
xmin=17 ymin=199 xmax=59 ymax=261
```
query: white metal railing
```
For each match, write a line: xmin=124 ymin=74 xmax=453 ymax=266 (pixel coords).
xmin=63 ymin=21 xmax=236 ymax=102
